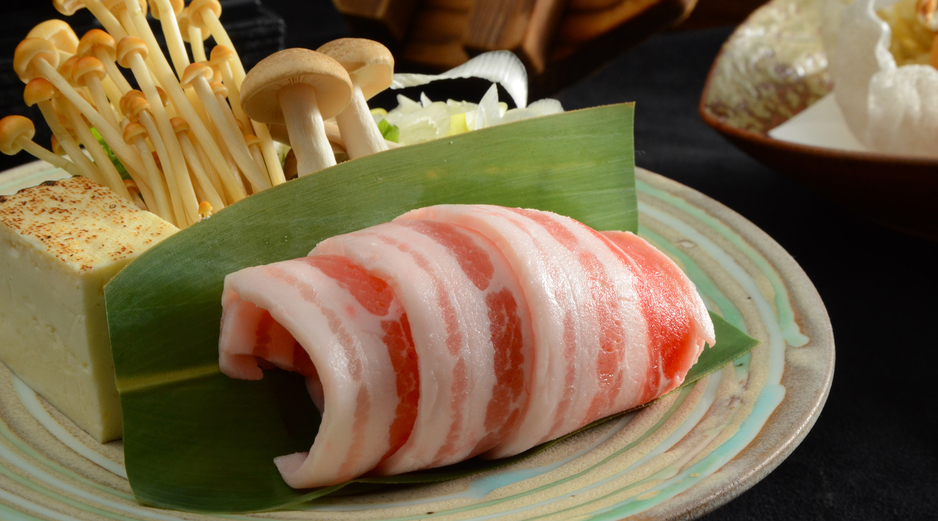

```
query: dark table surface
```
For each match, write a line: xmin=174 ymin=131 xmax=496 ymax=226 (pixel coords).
xmin=2 ymin=1 xmax=936 ymax=520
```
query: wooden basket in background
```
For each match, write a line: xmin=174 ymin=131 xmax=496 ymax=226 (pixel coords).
xmin=332 ymin=0 xmax=697 ymax=98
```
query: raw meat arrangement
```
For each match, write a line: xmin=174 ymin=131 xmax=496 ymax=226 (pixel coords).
xmin=218 ymin=205 xmax=715 ymax=489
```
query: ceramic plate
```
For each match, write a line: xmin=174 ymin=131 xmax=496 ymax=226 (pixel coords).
xmin=699 ymin=0 xmax=938 ymax=240
xmin=0 ymin=162 xmax=833 ymax=520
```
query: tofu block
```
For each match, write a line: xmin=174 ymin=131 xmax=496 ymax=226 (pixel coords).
xmin=0 ymin=176 xmax=177 ymax=442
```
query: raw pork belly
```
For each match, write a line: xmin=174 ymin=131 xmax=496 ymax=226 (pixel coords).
xmin=218 ymin=205 xmax=714 ymax=488
xmin=218 ymin=255 xmax=418 ymax=488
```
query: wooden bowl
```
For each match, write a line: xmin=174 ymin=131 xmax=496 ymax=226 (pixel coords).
xmin=699 ymin=0 xmax=938 ymax=240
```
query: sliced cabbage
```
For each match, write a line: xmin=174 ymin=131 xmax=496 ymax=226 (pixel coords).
xmin=381 ymin=51 xmax=563 ymax=145
xmin=391 ymin=51 xmax=529 ymax=108
xmin=381 ymin=85 xmax=563 ymax=146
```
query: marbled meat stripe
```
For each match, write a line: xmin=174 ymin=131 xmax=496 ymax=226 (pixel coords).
xmin=218 ymin=258 xmax=400 ymax=488
xmin=396 ymin=220 xmax=533 ymax=459
xmin=601 ymin=231 xmax=714 ymax=402
xmin=300 ymin=255 xmax=420 ymax=463
xmin=398 ymin=205 xmax=650 ymax=456
xmin=397 ymin=206 xmax=571 ymax=458
xmin=312 ymin=222 xmax=499 ymax=475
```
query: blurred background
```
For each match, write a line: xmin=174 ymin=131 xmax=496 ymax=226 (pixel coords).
xmin=1 ymin=1 xmax=936 ymax=520
xmin=0 ymin=0 xmax=770 ymax=173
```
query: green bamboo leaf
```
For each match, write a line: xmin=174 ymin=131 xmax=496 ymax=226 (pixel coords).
xmin=685 ymin=312 xmax=759 ymax=383
xmin=105 ymin=103 xmax=660 ymax=512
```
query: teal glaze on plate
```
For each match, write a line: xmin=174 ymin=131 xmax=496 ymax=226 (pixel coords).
xmin=637 ymin=227 xmax=746 ymax=330
xmin=637 ymin=179 xmax=810 ymax=348
xmin=639 ymin=227 xmax=753 ymax=382
xmin=303 ymin=382 xmax=707 ymax=516
xmin=0 ymin=164 xmax=833 ymax=520
xmin=588 ymin=386 xmax=787 ymax=521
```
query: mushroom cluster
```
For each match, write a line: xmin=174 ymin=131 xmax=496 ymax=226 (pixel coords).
xmin=241 ymin=39 xmax=397 ymax=178
xmin=0 ymin=0 xmax=303 ymax=228
xmin=1 ymin=2 xmax=401 ymax=227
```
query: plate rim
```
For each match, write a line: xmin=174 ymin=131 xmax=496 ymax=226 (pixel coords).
xmin=0 ymin=163 xmax=835 ymax=520
xmin=633 ymin=168 xmax=834 ymax=520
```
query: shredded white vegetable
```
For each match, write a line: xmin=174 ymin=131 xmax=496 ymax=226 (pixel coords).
xmin=382 ymin=84 xmax=563 ymax=146
xmin=391 ymin=51 xmax=529 ymax=109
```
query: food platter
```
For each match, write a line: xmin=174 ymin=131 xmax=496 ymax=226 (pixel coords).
xmin=0 ymin=161 xmax=834 ymax=520
xmin=699 ymin=0 xmax=938 ymax=240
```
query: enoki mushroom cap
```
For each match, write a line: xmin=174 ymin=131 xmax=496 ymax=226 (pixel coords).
xmin=210 ymin=80 xmax=227 ymax=98
xmin=209 ymin=45 xmax=235 ymax=67
xmin=23 ymin=77 xmax=58 ymax=107
xmin=27 ymin=20 xmax=80 ymax=56
xmin=72 ymin=56 xmax=107 ymax=87
xmin=120 ymin=90 xmax=146 ymax=114
xmin=198 ymin=201 xmax=213 ymax=218
xmin=180 ymin=62 xmax=213 ymax=87
xmin=116 ymin=37 xmax=148 ymax=68
xmin=53 ymin=0 xmax=85 ymax=16
xmin=103 ymin=0 xmax=148 ymax=17
xmin=0 ymin=116 xmax=36 ymax=155
xmin=178 ymin=7 xmax=211 ymax=42
xmin=169 ymin=116 xmax=190 ymax=134
xmin=240 ymin=48 xmax=353 ymax=125
xmin=316 ymin=38 xmax=394 ymax=100
xmin=188 ymin=0 xmax=222 ymax=29
xmin=77 ymin=29 xmax=117 ymax=59
xmin=58 ymin=55 xmax=80 ymax=85
xmin=122 ymin=121 xmax=148 ymax=143
xmin=147 ymin=0 xmax=183 ymax=20
xmin=123 ymin=94 xmax=151 ymax=122
xmin=14 ymin=38 xmax=60 ymax=83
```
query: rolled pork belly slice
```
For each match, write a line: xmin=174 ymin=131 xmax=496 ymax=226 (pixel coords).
xmin=219 ymin=204 xmax=714 ymax=488
xmin=310 ymin=219 xmax=535 ymax=476
xmin=396 ymin=205 xmax=714 ymax=458
xmin=601 ymin=231 xmax=715 ymax=402
xmin=218 ymin=255 xmax=417 ymax=488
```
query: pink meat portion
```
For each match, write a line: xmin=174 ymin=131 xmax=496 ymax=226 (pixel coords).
xmin=398 ymin=205 xmax=653 ymax=457
xmin=219 ymin=204 xmax=713 ymax=488
xmin=310 ymin=220 xmax=534 ymax=475
xmin=601 ymin=231 xmax=714 ymax=401
xmin=218 ymin=256 xmax=410 ymax=488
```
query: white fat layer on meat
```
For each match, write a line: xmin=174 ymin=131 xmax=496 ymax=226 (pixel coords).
xmin=603 ymin=231 xmax=714 ymax=396
xmin=311 ymin=222 xmax=498 ymax=475
xmin=541 ymin=213 xmax=650 ymax=439
xmin=398 ymin=206 xmax=567 ymax=458
xmin=396 ymin=205 xmax=651 ymax=458
xmin=218 ymin=258 xmax=398 ymax=488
